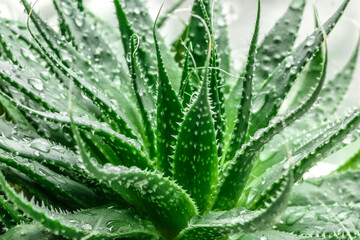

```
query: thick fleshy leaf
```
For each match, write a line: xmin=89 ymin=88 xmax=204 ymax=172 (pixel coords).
xmin=0 ymin=224 xmax=61 ymax=240
xmin=129 ymin=35 xmax=156 ymax=159
xmin=0 ymin=148 xmax=100 ymax=209
xmin=248 ymin=0 xmax=351 ymax=137
xmin=225 ymin=0 xmax=306 ymax=137
xmin=175 ymin=172 xmax=292 ymax=240
xmin=71 ymin=117 xmax=197 ymax=239
xmin=240 ymin=107 xmax=360 ymax=210
xmin=230 ymin=230 xmax=324 ymax=240
xmin=113 ymin=0 xmax=181 ymax=91
xmin=253 ymin=0 xmax=306 ymax=93
xmin=337 ymin=147 xmax=360 ymax=172
xmin=154 ymin=13 xmax=184 ymax=176
xmin=21 ymin=0 xmax=141 ymax=139
xmin=3 ymin=97 xmax=153 ymax=170
xmin=289 ymin=170 xmax=360 ymax=206
xmin=52 ymin=0 xmax=130 ymax=90
xmin=214 ymin=42 xmax=328 ymax=210
xmin=174 ymin=79 xmax=218 ymax=214
xmin=276 ymin=205 xmax=360 ymax=238
xmin=224 ymin=0 xmax=260 ymax=163
xmin=0 ymin=174 xmax=160 ymax=240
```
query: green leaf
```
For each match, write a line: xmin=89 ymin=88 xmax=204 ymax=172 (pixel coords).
xmin=113 ymin=0 xmax=181 ymax=91
xmin=174 ymin=78 xmax=218 ymax=214
xmin=289 ymin=170 xmax=360 ymax=206
xmin=276 ymin=205 xmax=360 ymax=238
xmin=224 ymin=0 xmax=260 ymax=163
xmin=225 ymin=0 xmax=306 ymax=138
xmin=240 ymin=106 xmax=360 ymax=210
xmin=129 ymin=35 xmax=156 ymax=159
xmin=0 ymin=148 xmax=100 ymax=209
xmin=0 ymin=193 xmax=27 ymax=224
xmin=3 ymin=97 xmax=153 ymax=170
xmin=0 ymin=224 xmax=62 ymax=240
xmin=253 ymin=0 xmax=306 ymax=93
xmin=179 ymin=42 xmax=192 ymax=107
xmin=0 ymin=93 xmax=38 ymax=136
xmin=231 ymin=230 xmax=324 ymax=240
xmin=248 ymin=0 xmax=351 ymax=137
xmin=154 ymin=12 xmax=184 ymax=176
xmin=21 ymin=0 xmax=141 ymax=139
xmin=336 ymin=147 xmax=360 ymax=172
xmin=175 ymin=172 xmax=293 ymax=240
xmin=71 ymin=116 xmax=197 ymax=239
xmin=0 ymin=174 xmax=160 ymax=240
xmin=214 ymin=41 xmax=328 ymax=211
xmin=52 ymin=0 xmax=130 ymax=90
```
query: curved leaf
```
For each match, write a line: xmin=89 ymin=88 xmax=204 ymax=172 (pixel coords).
xmin=248 ymin=0 xmax=351 ymax=137
xmin=224 ymin=0 xmax=260 ymax=163
xmin=276 ymin=205 xmax=360 ymax=239
xmin=174 ymin=77 xmax=218 ymax=214
xmin=154 ymin=13 xmax=184 ymax=176
xmin=0 ymin=174 xmax=160 ymax=240
xmin=71 ymin=117 xmax=198 ymax=239
xmin=176 ymin=172 xmax=293 ymax=240
xmin=289 ymin=170 xmax=360 ymax=206
xmin=0 ymin=224 xmax=61 ymax=240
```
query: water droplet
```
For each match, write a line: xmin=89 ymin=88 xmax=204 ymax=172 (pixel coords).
xmin=29 ymin=138 xmax=51 ymax=153
xmin=28 ymin=77 xmax=44 ymax=91
xmin=285 ymin=56 xmax=294 ymax=68
xmin=81 ymin=223 xmax=93 ymax=231
xmin=75 ymin=15 xmax=84 ymax=27
xmin=290 ymin=66 xmax=298 ymax=75
xmin=286 ymin=211 xmax=305 ymax=225
xmin=260 ymin=236 xmax=268 ymax=240
xmin=306 ymin=35 xmax=316 ymax=47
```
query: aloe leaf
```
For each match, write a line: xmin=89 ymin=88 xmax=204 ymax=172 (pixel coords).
xmin=20 ymin=0 xmax=142 ymax=139
xmin=214 ymin=40 xmax=328 ymax=210
xmin=248 ymin=36 xmax=359 ymax=182
xmin=179 ymin=42 xmax=192 ymax=107
xmin=225 ymin=0 xmax=306 ymax=137
xmin=316 ymin=35 xmax=360 ymax=115
xmin=0 ymin=148 xmax=100 ymax=209
xmin=113 ymin=0 xmax=181 ymax=91
xmin=230 ymin=230 xmax=324 ymax=240
xmin=248 ymin=0 xmax=351 ymax=137
xmin=336 ymin=147 xmax=360 ymax=172
xmin=154 ymin=12 xmax=184 ymax=176
xmin=0 ymin=61 xmax=90 ymax=118
xmin=173 ymin=76 xmax=218 ymax=213
xmin=0 ymin=18 xmax=101 ymax=119
xmin=0 ymin=194 xmax=27 ymax=224
xmin=157 ymin=0 xmax=187 ymax=28
xmin=289 ymin=170 xmax=360 ymax=206
xmin=276 ymin=205 xmax=360 ymax=238
xmin=71 ymin=116 xmax=198 ymax=239
xmin=0 ymin=174 xmax=160 ymax=240
xmin=253 ymin=0 xmax=306 ymax=93
xmin=224 ymin=0 xmax=260 ymax=163
xmin=0 ymin=93 xmax=37 ymax=135
xmin=240 ymin=107 xmax=360 ymax=210
xmin=175 ymin=172 xmax=292 ymax=240
xmin=0 ymin=224 xmax=61 ymax=240
xmin=129 ymin=35 xmax=156 ymax=159
xmin=4 ymin=96 xmax=153 ymax=170
xmin=52 ymin=0 xmax=130 ymax=90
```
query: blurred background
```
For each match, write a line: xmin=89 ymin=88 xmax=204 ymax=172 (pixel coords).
xmin=1 ymin=0 xmax=359 ymax=177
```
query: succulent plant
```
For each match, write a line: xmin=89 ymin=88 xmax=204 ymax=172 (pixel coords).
xmin=0 ymin=0 xmax=360 ymax=239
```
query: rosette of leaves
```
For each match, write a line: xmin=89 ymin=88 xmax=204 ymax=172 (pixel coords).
xmin=0 ymin=0 xmax=360 ymax=239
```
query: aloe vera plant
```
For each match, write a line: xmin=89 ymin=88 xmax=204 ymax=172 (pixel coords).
xmin=0 ymin=0 xmax=360 ymax=239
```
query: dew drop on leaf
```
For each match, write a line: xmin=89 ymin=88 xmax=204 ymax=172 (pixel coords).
xmin=28 ymin=77 xmax=44 ymax=91
xmin=306 ymin=35 xmax=316 ymax=47
xmin=285 ymin=211 xmax=305 ymax=225
xmin=29 ymin=138 xmax=51 ymax=153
